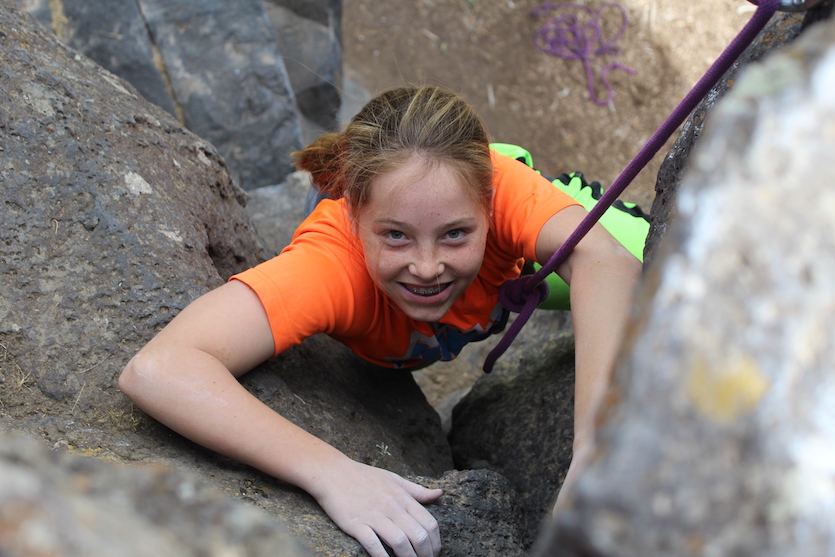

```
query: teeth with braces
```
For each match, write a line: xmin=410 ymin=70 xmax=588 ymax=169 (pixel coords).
xmin=404 ymin=284 xmax=446 ymax=296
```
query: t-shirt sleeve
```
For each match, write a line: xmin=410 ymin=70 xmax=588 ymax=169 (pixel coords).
xmin=490 ymin=151 xmax=580 ymax=262
xmin=229 ymin=201 xmax=372 ymax=357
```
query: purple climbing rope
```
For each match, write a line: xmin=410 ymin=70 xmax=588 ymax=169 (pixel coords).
xmin=532 ymin=2 xmax=636 ymax=106
xmin=483 ymin=0 xmax=781 ymax=373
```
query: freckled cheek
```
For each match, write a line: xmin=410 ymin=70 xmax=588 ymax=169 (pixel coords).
xmin=370 ymin=251 xmax=409 ymax=283
xmin=446 ymin=247 xmax=484 ymax=278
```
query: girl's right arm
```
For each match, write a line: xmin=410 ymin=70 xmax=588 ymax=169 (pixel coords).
xmin=118 ymin=280 xmax=442 ymax=557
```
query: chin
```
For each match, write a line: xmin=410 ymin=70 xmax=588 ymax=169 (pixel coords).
xmin=397 ymin=302 xmax=452 ymax=323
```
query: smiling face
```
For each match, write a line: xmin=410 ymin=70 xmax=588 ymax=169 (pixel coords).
xmin=356 ymin=157 xmax=490 ymax=322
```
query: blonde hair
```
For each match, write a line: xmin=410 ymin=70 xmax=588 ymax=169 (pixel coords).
xmin=292 ymin=86 xmax=493 ymax=215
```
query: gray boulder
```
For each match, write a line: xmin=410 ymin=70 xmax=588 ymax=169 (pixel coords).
xmin=423 ymin=469 xmax=528 ymax=557
xmin=20 ymin=0 xmax=179 ymax=116
xmin=1 ymin=2 xmax=266 ymax=411
xmin=644 ymin=6 xmax=829 ymax=263
xmin=537 ymin=14 xmax=835 ymax=557
xmin=265 ymin=0 xmax=343 ymax=134
xmin=0 ymin=432 xmax=308 ymax=557
xmin=140 ymin=0 xmax=302 ymax=189
xmin=245 ymin=170 xmax=312 ymax=257
xmin=16 ymin=0 xmax=304 ymax=190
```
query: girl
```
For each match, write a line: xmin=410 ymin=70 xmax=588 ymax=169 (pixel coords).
xmin=119 ymin=86 xmax=642 ymax=557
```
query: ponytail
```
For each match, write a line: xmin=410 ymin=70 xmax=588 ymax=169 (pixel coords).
xmin=291 ymin=132 xmax=345 ymax=199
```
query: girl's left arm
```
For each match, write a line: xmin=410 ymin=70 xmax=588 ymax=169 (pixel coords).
xmin=535 ymin=205 xmax=643 ymax=510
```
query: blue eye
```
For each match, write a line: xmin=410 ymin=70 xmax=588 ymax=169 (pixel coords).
xmin=387 ymin=230 xmax=405 ymax=240
xmin=447 ymin=229 xmax=465 ymax=240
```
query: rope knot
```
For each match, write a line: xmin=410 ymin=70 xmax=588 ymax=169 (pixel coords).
xmin=498 ymin=275 xmax=550 ymax=313
xmin=483 ymin=276 xmax=550 ymax=373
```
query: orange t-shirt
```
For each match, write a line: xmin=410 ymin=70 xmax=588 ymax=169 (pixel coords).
xmin=231 ymin=151 xmax=578 ymax=368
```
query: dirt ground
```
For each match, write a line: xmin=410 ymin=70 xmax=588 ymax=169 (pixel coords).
xmin=343 ymin=0 xmax=751 ymax=208
xmin=342 ymin=0 xmax=753 ymax=407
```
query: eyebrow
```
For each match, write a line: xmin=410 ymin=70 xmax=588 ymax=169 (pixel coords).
xmin=373 ymin=217 xmax=479 ymax=229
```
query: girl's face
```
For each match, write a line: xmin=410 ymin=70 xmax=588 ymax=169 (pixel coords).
xmin=356 ymin=157 xmax=490 ymax=322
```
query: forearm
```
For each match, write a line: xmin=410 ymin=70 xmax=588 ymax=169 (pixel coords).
xmin=119 ymin=282 xmax=443 ymax=557
xmin=120 ymin=346 xmax=348 ymax=494
xmin=565 ymin=247 xmax=641 ymax=450
xmin=121 ymin=346 xmax=444 ymax=557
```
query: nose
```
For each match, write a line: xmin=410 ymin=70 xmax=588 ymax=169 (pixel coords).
xmin=408 ymin=247 xmax=444 ymax=280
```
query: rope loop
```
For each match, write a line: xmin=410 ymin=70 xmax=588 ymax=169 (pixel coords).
xmin=498 ymin=275 xmax=550 ymax=314
xmin=483 ymin=277 xmax=550 ymax=373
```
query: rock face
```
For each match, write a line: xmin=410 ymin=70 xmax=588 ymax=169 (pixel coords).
xmin=537 ymin=14 xmax=835 ymax=557
xmin=0 ymin=4 xmax=530 ymax=555
xmin=16 ymin=0 xmax=305 ymax=190
xmin=0 ymin=3 xmax=266 ymax=412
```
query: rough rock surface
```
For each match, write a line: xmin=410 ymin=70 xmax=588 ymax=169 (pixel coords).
xmin=644 ymin=4 xmax=833 ymax=263
xmin=449 ymin=326 xmax=575 ymax=547
xmin=1 ymin=2 xmax=266 ymax=413
xmin=538 ymin=15 xmax=835 ymax=557
xmin=422 ymin=469 xmax=528 ymax=557
xmin=0 ymin=4 xmax=530 ymax=555
xmin=16 ymin=0 xmax=304 ymax=190
xmin=0 ymin=432 xmax=308 ymax=557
